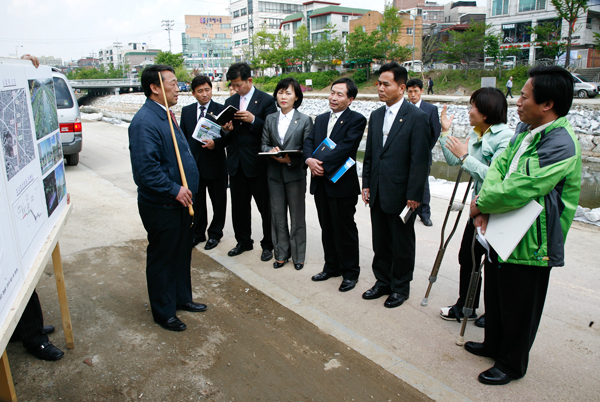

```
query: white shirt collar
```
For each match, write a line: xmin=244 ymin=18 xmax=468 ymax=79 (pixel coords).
xmin=279 ymin=108 xmax=294 ymax=121
xmin=386 ymin=98 xmax=404 ymax=114
xmin=199 ymin=100 xmax=211 ymax=110
xmin=153 ymin=100 xmax=168 ymax=112
xmin=330 ymin=108 xmax=345 ymax=118
xmin=414 ymin=99 xmax=422 ymax=108
xmin=529 ymin=120 xmax=555 ymax=136
xmin=241 ymin=85 xmax=256 ymax=104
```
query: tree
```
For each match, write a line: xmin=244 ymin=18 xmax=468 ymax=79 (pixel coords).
xmin=346 ymin=26 xmax=380 ymax=79
xmin=594 ymin=31 xmax=600 ymax=51
xmin=376 ymin=6 xmax=411 ymax=62
xmin=551 ymin=0 xmax=589 ymax=67
xmin=266 ymin=32 xmax=292 ymax=74
xmin=421 ymin=31 xmax=440 ymax=65
xmin=154 ymin=51 xmax=185 ymax=68
xmin=291 ymin=25 xmax=315 ymax=72
xmin=441 ymin=20 xmax=490 ymax=78
xmin=313 ymin=24 xmax=346 ymax=69
xmin=529 ymin=21 xmax=566 ymax=61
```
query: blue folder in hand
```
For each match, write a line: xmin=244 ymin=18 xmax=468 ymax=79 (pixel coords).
xmin=312 ymin=138 xmax=356 ymax=183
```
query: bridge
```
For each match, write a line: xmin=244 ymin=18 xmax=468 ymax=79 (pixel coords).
xmin=69 ymin=78 xmax=142 ymax=95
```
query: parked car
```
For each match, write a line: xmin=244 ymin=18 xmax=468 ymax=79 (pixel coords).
xmin=572 ymin=73 xmax=599 ymax=98
xmin=51 ymin=67 xmax=82 ymax=166
xmin=178 ymin=82 xmax=189 ymax=92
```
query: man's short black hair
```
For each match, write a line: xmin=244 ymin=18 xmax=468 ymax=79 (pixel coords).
xmin=226 ymin=62 xmax=251 ymax=81
xmin=528 ymin=66 xmax=574 ymax=117
xmin=470 ymin=87 xmax=508 ymax=125
xmin=331 ymin=77 xmax=358 ymax=99
xmin=273 ymin=77 xmax=303 ymax=109
xmin=406 ymin=78 xmax=423 ymax=90
xmin=191 ymin=75 xmax=212 ymax=92
xmin=379 ymin=62 xmax=408 ymax=86
xmin=141 ymin=65 xmax=175 ymax=98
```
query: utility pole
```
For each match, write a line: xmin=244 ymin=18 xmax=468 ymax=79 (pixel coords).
xmin=162 ymin=20 xmax=175 ymax=52
xmin=113 ymin=40 xmax=123 ymax=77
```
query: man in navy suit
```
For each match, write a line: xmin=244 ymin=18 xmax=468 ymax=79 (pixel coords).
xmin=180 ymin=75 xmax=227 ymax=250
xmin=222 ymin=62 xmax=277 ymax=261
xmin=406 ymin=78 xmax=441 ymax=227
xmin=362 ymin=64 xmax=431 ymax=308
xmin=304 ymin=78 xmax=367 ymax=292
xmin=129 ymin=65 xmax=206 ymax=332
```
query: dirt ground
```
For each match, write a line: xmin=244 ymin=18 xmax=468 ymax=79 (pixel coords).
xmin=7 ymin=240 xmax=431 ymax=402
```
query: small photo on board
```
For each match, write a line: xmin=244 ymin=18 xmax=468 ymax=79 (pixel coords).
xmin=28 ymin=78 xmax=59 ymax=140
xmin=38 ymin=133 xmax=63 ymax=175
xmin=54 ymin=162 xmax=66 ymax=203
xmin=43 ymin=170 xmax=58 ymax=217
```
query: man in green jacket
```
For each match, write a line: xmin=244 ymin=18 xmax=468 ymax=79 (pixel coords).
xmin=467 ymin=66 xmax=581 ymax=385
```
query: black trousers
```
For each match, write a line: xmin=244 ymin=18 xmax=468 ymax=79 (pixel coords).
xmin=428 ymin=87 xmax=433 ymax=95
xmin=483 ymin=250 xmax=551 ymax=379
xmin=138 ymin=202 xmax=193 ymax=322
xmin=455 ymin=219 xmax=486 ymax=310
xmin=370 ymin=196 xmax=416 ymax=295
xmin=506 ymin=88 xmax=513 ymax=98
xmin=193 ymin=174 xmax=228 ymax=242
xmin=229 ymin=171 xmax=272 ymax=250
xmin=417 ymin=168 xmax=431 ymax=221
xmin=314 ymin=183 xmax=360 ymax=281
xmin=15 ymin=290 xmax=48 ymax=349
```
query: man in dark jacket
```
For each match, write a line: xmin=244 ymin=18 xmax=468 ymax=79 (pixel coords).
xmin=406 ymin=78 xmax=441 ymax=226
xmin=180 ymin=75 xmax=227 ymax=250
xmin=222 ymin=62 xmax=277 ymax=261
xmin=304 ymin=78 xmax=367 ymax=292
xmin=129 ymin=65 xmax=206 ymax=332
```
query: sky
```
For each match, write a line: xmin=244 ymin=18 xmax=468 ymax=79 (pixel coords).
xmin=0 ymin=0 xmax=475 ymax=63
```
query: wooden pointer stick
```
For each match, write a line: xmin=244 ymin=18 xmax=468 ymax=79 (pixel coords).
xmin=158 ymin=72 xmax=194 ymax=219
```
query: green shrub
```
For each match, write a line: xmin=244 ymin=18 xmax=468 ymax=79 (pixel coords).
xmin=253 ymin=71 xmax=340 ymax=91
xmin=352 ymin=68 xmax=367 ymax=84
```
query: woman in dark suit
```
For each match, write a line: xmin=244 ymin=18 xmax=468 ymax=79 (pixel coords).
xmin=261 ymin=78 xmax=313 ymax=270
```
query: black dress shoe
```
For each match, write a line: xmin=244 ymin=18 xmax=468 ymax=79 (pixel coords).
xmin=155 ymin=317 xmax=187 ymax=332
xmin=261 ymin=249 xmax=273 ymax=261
xmin=475 ymin=314 xmax=485 ymax=328
xmin=228 ymin=244 xmax=253 ymax=256
xmin=362 ymin=286 xmax=391 ymax=300
xmin=204 ymin=239 xmax=220 ymax=250
xmin=177 ymin=302 xmax=207 ymax=312
xmin=422 ymin=218 xmax=433 ymax=226
xmin=339 ymin=279 xmax=358 ymax=292
xmin=273 ymin=259 xmax=289 ymax=269
xmin=384 ymin=293 xmax=409 ymax=308
xmin=28 ymin=342 xmax=64 ymax=361
xmin=464 ymin=341 xmax=495 ymax=358
xmin=311 ymin=271 xmax=341 ymax=281
xmin=294 ymin=263 xmax=304 ymax=271
xmin=478 ymin=367 xmax=513 ymax=385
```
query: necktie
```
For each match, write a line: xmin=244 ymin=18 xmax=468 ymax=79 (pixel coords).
xmin=327 ymin=113 xmax=337 ymax=138
xmin=239 ymin=96 xmax=246 ymax=112
xmin=382 ymin=108 xmax=393 ymax=145
xmin=198 ymin=105 xmax=206 ymax=120
xmin=169 ymin=110 xmax=180 ymax=132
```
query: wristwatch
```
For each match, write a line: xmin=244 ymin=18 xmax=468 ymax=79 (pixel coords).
xmin=460 ymin=153 xmax=469 ymax=163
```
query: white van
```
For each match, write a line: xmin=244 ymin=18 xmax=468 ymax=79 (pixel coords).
xmin=51 ymin=68 xmax=82 ymax=165
xmin=402 ymin=60 xmax=423 ymax=73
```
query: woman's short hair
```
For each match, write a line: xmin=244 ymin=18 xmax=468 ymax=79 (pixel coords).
xmin=470 ymin=87 xmax=508 ymax=125
xmin=273 ymin=77 xmax=303 ymax=109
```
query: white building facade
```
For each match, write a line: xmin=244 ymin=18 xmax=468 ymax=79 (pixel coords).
xmin=486 ymin=0 xmax=600 ymax=67
xmin=98 ymin=42 xmax=148 ymax=69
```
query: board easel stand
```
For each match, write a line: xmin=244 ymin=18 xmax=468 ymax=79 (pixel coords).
xmin=0 ymin=203 xmax=73 ymax=402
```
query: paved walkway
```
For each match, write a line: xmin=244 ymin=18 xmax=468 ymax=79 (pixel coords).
xmin=60 ymin=121 xmax=600 ymax=402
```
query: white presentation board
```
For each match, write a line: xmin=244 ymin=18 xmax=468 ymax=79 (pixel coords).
xmin=0 ymin=59 xmax=67 ymax=326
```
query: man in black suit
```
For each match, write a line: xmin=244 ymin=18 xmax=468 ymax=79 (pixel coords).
xmin=180 ymin=75 xmax=228 ymax=250
xmin=362 ymin=63 xmax=431 ymax=308
xmin=406 ymin=78 xmax=441 ymax=227
xmin=222 ymin=62 xmax=277 ymax=261
xmin=304 ymin=78 xmax=367 ymax=292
